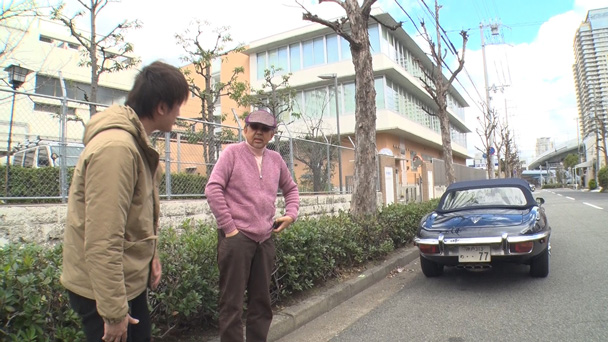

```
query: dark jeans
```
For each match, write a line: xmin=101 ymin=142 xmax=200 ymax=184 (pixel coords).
xmin=217 ymin=231 xmax=276 ymax=342
xmin=67 ymin=290 xmax=151 ymax=342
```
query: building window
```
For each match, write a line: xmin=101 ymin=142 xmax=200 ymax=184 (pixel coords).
xmin=34 ymin=102 xmax=77 ymax=116
xmin=302 ymin=39 xmax=314 ymax=68
xmin=35 ymin=74 xmax=128 ymax=105
xmin=257 ymin=52 xmax=266 ymax=79
xmin=277 ymin=46 xmax=288 ymax=73
xmin=327 ymin=34 xmax=339 ymax=63
xmin=340 ymin=36 xmax=351 ymax=60
xmin=369 ymin=24 xmax=380 ymax=53
xmin=313 ymin=37 xmax=325 ymax=65
xmin=375 ymin=77 xmax=385 ymax=110
xmin=343 ymin=82 xmax=356 ymax=114
xmin=289 ymin=43 xmax=301 ymax=72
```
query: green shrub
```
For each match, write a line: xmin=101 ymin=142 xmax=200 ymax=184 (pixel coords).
xmin=0 ymin=166 xmax=75 ymax=203
xmin=541 ymin=183 xmax=564 ymax=189
xmin=597 ymin=167 xmax=608 ymax=190
xmin=159 ymin=173 xmax=207 ymax=196
xmin=2 ymin=199 xmax=436 ymax=339
xmin=0 ymin=244 xmax=83 ymax=341
xmin=378 ymin=199 xmax=438 ymax=248
xmin=149 ymin=220 xmax=219 ymax=335
xmin=589 ymin=178 xmax=598 ymax=190
xmin=0 ymin=167 xmax=207 ymax=203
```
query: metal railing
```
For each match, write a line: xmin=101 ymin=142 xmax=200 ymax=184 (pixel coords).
xmin=0 ymin=88 xmax=354 ymax=202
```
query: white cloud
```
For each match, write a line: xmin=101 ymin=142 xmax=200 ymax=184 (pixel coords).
xmin=55 ymin=0 xmax=606 ymax=165
xmin=463 ymin=2 xmax=606 ymax=164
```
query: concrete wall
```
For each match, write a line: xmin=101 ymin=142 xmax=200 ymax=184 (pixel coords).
xmin=0 ymin=193 xmax=368 ymax=246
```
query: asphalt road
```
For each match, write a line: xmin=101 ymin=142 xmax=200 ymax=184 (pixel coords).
xmin=277 ymin=188 xmax=608 ymax=342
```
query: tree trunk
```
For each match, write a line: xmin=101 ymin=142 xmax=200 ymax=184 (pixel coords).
xmin=347 ymin=4 xmax=377 ymax=217
xmin=204 ymin=65 xmax=217 ymax=177
xmin=433 ymin=54 xmax=455 ymax=184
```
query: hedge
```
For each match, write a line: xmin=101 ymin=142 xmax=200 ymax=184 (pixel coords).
xmin=0 ymin=199 xmax=438 ymax=340
xmin=0 ymin=166 xmax=206 ymax=203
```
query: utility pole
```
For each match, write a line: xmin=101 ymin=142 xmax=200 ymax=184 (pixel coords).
xmin=480 ymin=21 xmax=508 ymax=179
xmin=480 ymin=22 xmax=493 ymax=179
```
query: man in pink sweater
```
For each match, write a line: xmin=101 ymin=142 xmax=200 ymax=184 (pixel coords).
xmin=205 ymin=109 xmax=300 ymax=342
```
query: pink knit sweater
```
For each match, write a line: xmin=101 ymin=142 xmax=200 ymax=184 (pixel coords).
xmin=205 ymin=142 xmax=300 ymax=242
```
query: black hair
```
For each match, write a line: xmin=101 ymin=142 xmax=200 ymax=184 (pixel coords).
xmin=125 ymin=61 xmax=189 ymax=119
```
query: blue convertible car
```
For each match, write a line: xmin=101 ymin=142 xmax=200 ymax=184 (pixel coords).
xmin=414 ymin=178 xmax=550 ymax=278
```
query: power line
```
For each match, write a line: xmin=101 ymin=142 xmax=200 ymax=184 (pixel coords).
xmin=393 ymin=0 xmax=486 ymax=117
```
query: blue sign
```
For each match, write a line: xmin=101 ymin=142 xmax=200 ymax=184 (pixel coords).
xmin=489 ymin=147 xmax=496 ymax=155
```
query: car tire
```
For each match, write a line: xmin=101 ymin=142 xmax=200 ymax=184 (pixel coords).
xmin=529 ymin=246 xmax=550 ymax=278
xmin=420 ymin=255 xmax=444 ymax=277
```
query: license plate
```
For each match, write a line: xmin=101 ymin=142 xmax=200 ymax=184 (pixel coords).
xmin=459 ymin=246 xmax=491 ymax=262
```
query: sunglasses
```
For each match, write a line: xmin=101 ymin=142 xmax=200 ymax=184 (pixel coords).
xmin=249 ymin=123 xmax=273 ymax=133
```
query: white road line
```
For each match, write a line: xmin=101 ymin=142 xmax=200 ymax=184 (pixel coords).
xmin=566 ymin=196 xmax=575 ymax=200
xmin=557 ymin=194 xmax=563 ymax=196
xmin=583 ymin=202 xmax=603 ymax=210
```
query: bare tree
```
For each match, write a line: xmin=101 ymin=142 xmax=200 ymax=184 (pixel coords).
xmin=497 ymin=121 xmax=519 ymax=178
xmin=51 ymin=0 xmax=141 ymax=117
xmin=300 ymin=0 xmax=379 ymax=216
xmin=1 ymin=0 xmax=41 ymax=61
xmin=235 ymin=66 xmax=300 ymax=176
xmin=292 ymin=91 xmax=339 ymax=192
xmin=476 ymin=107 xmax=498 ymax=179
xmin=409 ymin=0 xmax=468 ymax=184
xmin=176 ymin=20 xmax=245 ymax=177
xmin=239 ymin=66 xmax=296 ymax=123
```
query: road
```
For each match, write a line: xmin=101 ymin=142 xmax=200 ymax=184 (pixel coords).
xmin=277 ymin=188 xmax=608 ymax=342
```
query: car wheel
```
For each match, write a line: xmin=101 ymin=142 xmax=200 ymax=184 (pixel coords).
xmin=529 ymin=246 xmax=550 ymax=278
xmin=420 ymin=255 xmax=444 ymax=277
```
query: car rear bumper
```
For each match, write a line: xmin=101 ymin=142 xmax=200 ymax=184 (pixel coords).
xmin=415 ymin=231 xmax=550 ymax=265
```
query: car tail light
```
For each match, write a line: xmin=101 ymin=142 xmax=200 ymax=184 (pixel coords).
xmin=510 ymin=242 xmax=533 ymax=253
xmin=418 ymin=244 xmax=439 ymax=254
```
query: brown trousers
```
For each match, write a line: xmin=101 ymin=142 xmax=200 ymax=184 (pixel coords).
xmin=217 ymin=230 xmax=276 ymax=342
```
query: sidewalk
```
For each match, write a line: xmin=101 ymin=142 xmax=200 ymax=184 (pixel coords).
xmin=207 ymin=246 xmax=420 ymax=342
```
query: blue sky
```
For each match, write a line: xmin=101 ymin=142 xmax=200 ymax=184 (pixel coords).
xmin=63 ymin=0 xmax=606 ymax=163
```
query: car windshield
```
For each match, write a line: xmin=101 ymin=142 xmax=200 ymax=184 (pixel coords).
xmin=50 ymin=146 xmax=84 ymax=167
xmin=440 ymin=186 xmax=528 ymax=211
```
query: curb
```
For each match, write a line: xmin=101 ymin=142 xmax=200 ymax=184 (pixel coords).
xmin=267 ymin=246 xmax=420 ymax=341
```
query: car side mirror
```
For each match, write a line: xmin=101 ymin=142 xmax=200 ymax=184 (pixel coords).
xmin=536 ymin=197 xmax=545 ymax=205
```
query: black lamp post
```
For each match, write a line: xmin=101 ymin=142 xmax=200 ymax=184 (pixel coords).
xmin=4 ymin=64 xmax=32 ymax=197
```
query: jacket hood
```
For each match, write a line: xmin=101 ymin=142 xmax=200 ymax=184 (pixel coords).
xmin=83 ymin=104 xmax=158 ymax=168
xmin=84 ymin=105 xmax=147 ymax=146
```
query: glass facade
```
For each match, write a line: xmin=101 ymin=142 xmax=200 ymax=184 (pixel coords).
xmin=256 ymin=24 xmax=381 ymax=78
xmin=35 ymin=74 xmax=127 ymax=105
xmin=253 ymin=21 xmax=468 ymax=148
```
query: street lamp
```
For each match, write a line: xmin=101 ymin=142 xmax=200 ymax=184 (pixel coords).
xmin=4 ymin=64 xmax=32 ymax=197
xmin=318 ymin=73 xmax=343 ymax=193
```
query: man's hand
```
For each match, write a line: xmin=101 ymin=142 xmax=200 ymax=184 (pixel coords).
xmin=272 ymin=216 xmax=294 ymax=234
xmin=149 ymin=256 xmax=162 ymax=290
xmin=103 ymin=314 xmax=139 ymax=342
xmin=225 ymin=230 xmax=239 ymax=238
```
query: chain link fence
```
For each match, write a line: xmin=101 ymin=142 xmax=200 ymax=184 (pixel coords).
xmin=0 ymin=88 xmax=354 ymax=203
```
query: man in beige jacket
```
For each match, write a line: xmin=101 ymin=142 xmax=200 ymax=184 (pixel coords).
xmin=61 ymin=61 xmax=189 ymax=342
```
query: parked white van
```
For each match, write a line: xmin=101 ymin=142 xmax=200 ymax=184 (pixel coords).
xmin=12 ymin=140 xmax=84 ymax=168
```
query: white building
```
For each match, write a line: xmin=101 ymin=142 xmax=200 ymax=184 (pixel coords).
xmin=573 ymin=7 xmax=608 ymax=167
xmin=535 ymin=137 xmax=554 ymax=158
xmin=243 ymin=10 xmax=472 ymax=189
xmin=0 ymin=17 xmax=139 ymax=155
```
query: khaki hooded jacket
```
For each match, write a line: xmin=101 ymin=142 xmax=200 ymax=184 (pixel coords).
xmin=60 ymin=104 xmax=160 ymax=323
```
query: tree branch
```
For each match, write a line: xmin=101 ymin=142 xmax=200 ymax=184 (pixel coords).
xmin=370 ymin=15 xmax=403 ymax=31
xmin=298 ymin=0 xmax=359 ymax=48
